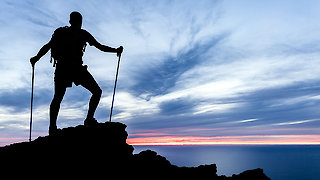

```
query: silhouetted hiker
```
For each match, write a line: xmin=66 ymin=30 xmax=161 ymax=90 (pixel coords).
xmin=30 ymin=11 xmax=123 ymax=135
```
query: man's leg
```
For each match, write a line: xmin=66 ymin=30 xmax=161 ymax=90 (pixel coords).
xmin=80 ymin=72 xmax=102 ymax=121
xmin=49 ymin=83 xmax=66 ymax=133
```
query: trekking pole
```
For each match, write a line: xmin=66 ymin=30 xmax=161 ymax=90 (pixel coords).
xmin=29 ymin=65 xmax=35 ymax=142
xmin=109 ymin=54 xmax=122 ymax=122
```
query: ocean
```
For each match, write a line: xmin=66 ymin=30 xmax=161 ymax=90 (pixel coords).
xmin=133 ymin=145 xmax=320 ymax=180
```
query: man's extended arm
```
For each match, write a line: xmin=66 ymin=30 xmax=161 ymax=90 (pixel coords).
xmin=30 ymin=41 xmax=52 ymax=66
xmin=91 ymin=41 xmax=123 ymax=56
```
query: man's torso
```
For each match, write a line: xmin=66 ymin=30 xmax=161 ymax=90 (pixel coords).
xmin=51 ymin=27 xmax=95 ymax=87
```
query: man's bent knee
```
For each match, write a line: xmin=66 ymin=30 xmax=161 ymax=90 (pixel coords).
xmin=93 ymin=87 xmax=102 ymax=97
xmin=88 ymin=86 xmax=102 ymax=100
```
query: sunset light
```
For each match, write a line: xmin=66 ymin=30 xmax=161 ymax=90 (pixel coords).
xmin=128 ymin=134 xmax=320 ymax=146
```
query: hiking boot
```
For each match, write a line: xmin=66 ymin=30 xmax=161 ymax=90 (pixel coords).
xmin=84 ymin=117 xmax=98 ymax=126
xmin=49 ymin=125 xmax=59 ymax=136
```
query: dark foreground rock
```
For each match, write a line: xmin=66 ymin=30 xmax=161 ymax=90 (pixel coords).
xmin=0 ymin=123 xmax=270 ymax=179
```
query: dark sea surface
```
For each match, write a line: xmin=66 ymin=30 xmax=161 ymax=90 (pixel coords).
xmin=133 ymin=145 xmax=320 ymax=180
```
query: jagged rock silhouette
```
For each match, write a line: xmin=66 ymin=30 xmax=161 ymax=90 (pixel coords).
xmin=0 ymin=122 xmax=270 ymax=179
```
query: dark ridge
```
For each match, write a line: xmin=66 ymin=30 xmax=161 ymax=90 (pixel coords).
xmin=0 ymin=122 xmax=270 ymax=179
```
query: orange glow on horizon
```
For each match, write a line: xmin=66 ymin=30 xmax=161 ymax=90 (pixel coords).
xmin=2 ymin=135 xmax=320 ymax=147
xmin=127 ymin=135 xmax=320 ymax=146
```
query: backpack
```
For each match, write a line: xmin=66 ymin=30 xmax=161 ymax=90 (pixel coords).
xmin=50 ymin=26 xmax=87 ymax=67
xmin=50 ymin=26 xmax=70 ymax=67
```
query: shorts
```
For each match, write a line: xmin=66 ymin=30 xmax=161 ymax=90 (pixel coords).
xmin=54 ymin=65 xmax=93 ymax=88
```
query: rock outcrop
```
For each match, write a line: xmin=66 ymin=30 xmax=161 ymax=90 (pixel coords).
xmin=0 ymin=122 xmax=270 ymax=179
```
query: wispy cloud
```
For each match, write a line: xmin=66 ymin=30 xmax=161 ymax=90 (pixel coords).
xmin=238 ymin=118 xmax=258 ymax=123
xmin=274 ymin=119 xmax=320 ymax=126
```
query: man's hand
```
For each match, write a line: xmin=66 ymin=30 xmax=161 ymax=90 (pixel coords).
xmin=30 ymin=56 xmax=39 ymax=67
xmin=117 ymin=46 xmax=123 ymax=57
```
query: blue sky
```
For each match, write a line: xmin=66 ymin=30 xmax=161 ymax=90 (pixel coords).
xmin=1 ymin=0 xmax=320 ymax=145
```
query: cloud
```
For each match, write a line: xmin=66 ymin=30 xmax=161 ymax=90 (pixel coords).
xmin=238 ymin=118 xmax=258 ymax=123
xmin=273 ymin=119 xmax=320 ymax=126
xmin=269 ymin=94 xmax=320 ymax=108
xmin=100 ymin=91 xmax=160 ymax=121
xmin=192 ymin=103 xmax=242 ymax=115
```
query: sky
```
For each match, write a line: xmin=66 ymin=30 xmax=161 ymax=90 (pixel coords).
xmin=1 ymin=0 xmax=320 ymax=146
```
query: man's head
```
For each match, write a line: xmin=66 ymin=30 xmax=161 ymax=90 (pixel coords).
xmin=69 ymin=11 xmax=82 ymax=29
